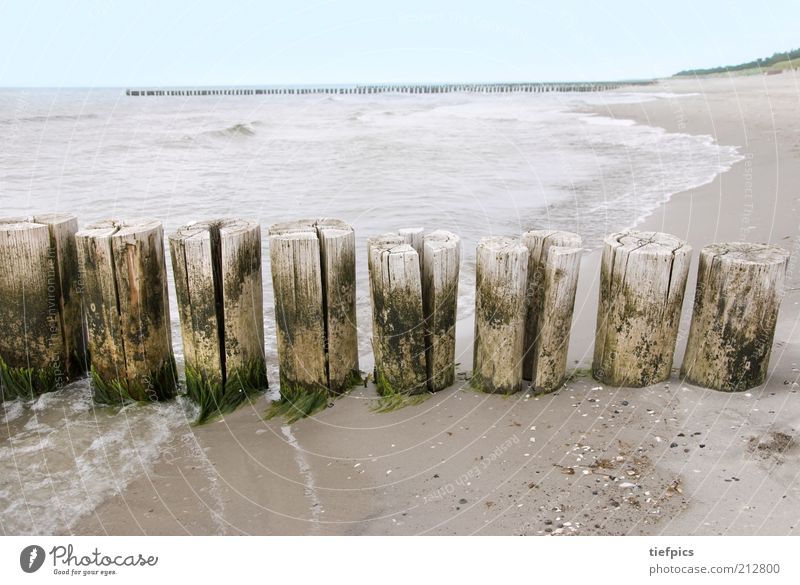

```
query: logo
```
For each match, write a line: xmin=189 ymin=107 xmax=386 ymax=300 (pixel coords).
xmin=20 ymin=545 xmax=46 ymax=573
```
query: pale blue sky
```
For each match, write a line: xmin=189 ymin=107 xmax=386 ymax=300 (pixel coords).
xmin=0 ymin=0 xmax=797 ymax=87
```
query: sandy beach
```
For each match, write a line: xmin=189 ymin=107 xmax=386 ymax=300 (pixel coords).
xmin=70 ymin=73 xmax=800 ymax=536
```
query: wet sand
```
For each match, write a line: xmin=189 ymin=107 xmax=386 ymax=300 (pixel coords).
xmin=74 ymin=73 xmax=800 ymax=536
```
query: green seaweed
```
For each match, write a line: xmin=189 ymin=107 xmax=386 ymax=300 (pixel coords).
xmin=91 ymin=357 xmax=178 ymax=405
xmin=264 ymin=375 xmax=330 ymax=424
xmin=466 ymin=373 xmax=520 ymax=396
xmin=371 ymin=371 xmax=430 ymax=413
xmin=186 ymin=359 xmax=268 ymax=425
xmin=0 ymin=356 xmax=61 ymax=401
xmin=565 ymin=366 xmax=593 ymax=383
xmin=329 ymin=368 xmax=363 ymax=395
xmin=90 ymin=367 xmax=144 ymax=405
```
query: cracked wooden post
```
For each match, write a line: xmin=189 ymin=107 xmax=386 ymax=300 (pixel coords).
xmin=521 ymin=230 xmax=582 ymax=389
xmin=368 ymin=235 xmax=428 ymax=396
xmin=472 ymin=236 xmax=528 ymax=394
xmin=399 ymin=227 xmax=425 ymax=267
xmin=269 ymin=223 xmax=328 ymax=414
xmin=76 ymin=219 xmax=177 ymax=403
xmin=367 ymin=233 xmax=404 ymax=381
xmin=268 ymin=219 xmax=360 ymax=421
xmin=0 ymin=214 xmax=86 ymax=400
xmin=169 ymin=219 xmax=267 ymax=423
xmin=422 ymin=230 xmax=460 ymax=392
xmin=592 ymin=231 xmax=691 ymax=387
xmin=521 ymin=230 xmax=583 ymax=393
xmin=681 ymin=243 xmax=790 ymax=391
xmin=316 ymin=219 xmax=360 ymax=393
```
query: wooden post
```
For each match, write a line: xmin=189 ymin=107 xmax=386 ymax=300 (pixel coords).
xmin=681 ymin=243 xmax=790 ymax=391
xmin=36 ymin=213 xmax=87 ymax=382
xmin=268 ymin=219 xmax=360 ymax=421
xmin=76 ymin=219 xmax=177 ymax=403
xmin=521 ymin=230 xmax=582 ymax=393
xmin=367 ymin=233 xmax=405 ymax=380
xmin=169 ymin=219 xmax=268 ymax=422
xmin=472 ymin=236 xmax=529 ymax=394
xmin=521 ymin=230 xmax=582 ymax=383
xmin=368 ymin=236 xmax=428 ymax=396
xmin=422 ymin=230 xmax=460 ymax=392
xmin=399 ymin=227 xmax=425 ymax=267
xmin=316 ymin=218 xmax=360 ymax=393
xmin=0 ymin=214 xmax=86 ymax=400
xmin=592 ymin=231 xmax=691 ymax=387
xmin=269 ymin=223 xmax=327 ymax=397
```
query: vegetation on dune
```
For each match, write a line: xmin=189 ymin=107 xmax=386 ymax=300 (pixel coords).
xmin=675 ymin=48 xmax=800 ymax=77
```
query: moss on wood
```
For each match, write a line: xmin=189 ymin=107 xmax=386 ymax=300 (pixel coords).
xmin=91 ymin=357 xmax=177 ymax=405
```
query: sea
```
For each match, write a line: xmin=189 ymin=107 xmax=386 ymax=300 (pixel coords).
xmin=0 ymin=87 xmax=742 ymax=534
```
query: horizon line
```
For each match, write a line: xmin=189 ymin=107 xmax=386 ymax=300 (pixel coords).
xmin=0 ymin=78 xmax=662 ymax=90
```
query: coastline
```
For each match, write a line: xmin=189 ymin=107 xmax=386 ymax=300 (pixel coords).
xmin=68 ymin=73 xmax=800 ymax=536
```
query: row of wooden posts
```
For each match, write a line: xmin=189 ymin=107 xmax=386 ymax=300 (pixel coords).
xmin=124 ymin=81 xmax=655 ymax=97
xmin=0 ymin=214 xmax=791 ymax=422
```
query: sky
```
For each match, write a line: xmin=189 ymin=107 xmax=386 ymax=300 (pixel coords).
xmin=0 ymin=0 xmax=797 ymax=87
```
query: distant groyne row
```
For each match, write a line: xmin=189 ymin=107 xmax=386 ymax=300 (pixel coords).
xmin=124 ymin=81 xmax=655 ymax=97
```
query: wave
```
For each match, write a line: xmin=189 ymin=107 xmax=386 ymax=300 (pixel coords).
xmin=203 ymin=122 xmax=258 ymax=139
xmin=5 ymin=113 xmax=100 ymax=124
xmin=0 ymin=383 xmax=190 ymax=535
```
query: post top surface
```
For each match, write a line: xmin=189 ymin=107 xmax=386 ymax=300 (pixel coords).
xmin=605 ymin=230 xmax=690 ymax=256
xmin=171 ymin=218 xmax=259 ymax=240
xmin=477 ymin=235 xmax=527 ymax=254
xmin=0 ymin=218 xmax=42 ymax=232
xmin=522 ymin=229 xmax=582 ymax=248
xmin=32 ymin=213 xmax=78 ymax=226
xmin=367 ymin=233 xmax=406 ymax=250
xmin=423 ymin=230 xmax=460 ymax=249
xmin=0 ymin=213 xmax=77 ymax=231
xmin=77 ymin=218 xmax=162 ymax=239
xmin=702 ymin=242 xmax=790 ymax=265
xmin=269 ymin=218 xmax=351 ymax=236
xmin=378 ymin=242 xmax=417 ymax=257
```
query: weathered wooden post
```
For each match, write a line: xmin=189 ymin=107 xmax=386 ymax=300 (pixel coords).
xmin=472 ymin=236 xmax=529 ymax=394
xmin=0 ymin=214 xmax=86 ymax=400
xmin=368 ymin=228 xmax=461 ymax=404
xmin=592 ymin=231 xmax=691 ymax=387
xmin=521 ymin=230 xmax=582 ymax=393
xmin=269 ymin=222 xmax=327 ymax=418
xmin=367 ymin=233 xmax=404 ymax=377
xmin=268 ymin=219 xmax=360 ymax=421
xmin=76 ymin=219 xmax=177 ymax=403
xmin=399 ymin=227 xmax=425 ymax=266
xmin=422 ymin=230 xmax=460 ymax=392
xmin=316 ymin=219 xmax=360 ymax=393
xmin=681 ymin=243 xmax=790 ymax=391
xmin=368 ymin=236 xmax=428 ymax=398
xmin=169 ymin=219 xmax=268 ymax=423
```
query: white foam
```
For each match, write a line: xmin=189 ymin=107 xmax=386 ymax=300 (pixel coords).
xmin=0 ymin=383 xmax=188 ymax=535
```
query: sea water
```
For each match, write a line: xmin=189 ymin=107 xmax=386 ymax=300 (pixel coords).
xmin=0 ymin=88 xmax=741 ymax=534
